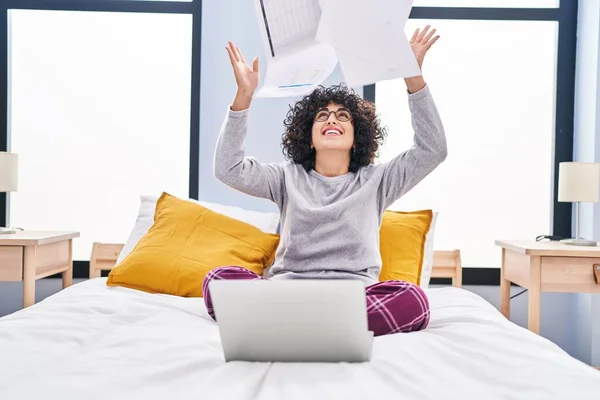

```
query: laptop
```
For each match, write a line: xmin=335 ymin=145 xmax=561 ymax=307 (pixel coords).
xmin=209 ymin=279 xmax=373 ymax=363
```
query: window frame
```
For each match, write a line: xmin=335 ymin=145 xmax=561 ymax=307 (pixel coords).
xmin=364 ymin=3 xmax=578 ymax=239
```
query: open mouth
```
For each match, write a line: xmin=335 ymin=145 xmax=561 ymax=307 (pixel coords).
xmin=322 ymin=127 xmax=343 ymax=136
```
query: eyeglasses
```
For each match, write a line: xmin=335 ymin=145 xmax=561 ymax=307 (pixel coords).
xmin=314 ymin=108 xmax=352 ymax=122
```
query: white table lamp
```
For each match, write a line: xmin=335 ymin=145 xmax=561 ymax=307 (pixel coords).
xmin=558 ymin=161 xmax=600 ymax=246
xmin=0 ymin=152 xmax=18 ymax=234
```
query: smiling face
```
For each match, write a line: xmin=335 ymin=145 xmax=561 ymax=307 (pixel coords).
xmin=281 ymin=84 xmax=387 ymax=174
xmin=310 ymin=102 xmax=355 ymax=154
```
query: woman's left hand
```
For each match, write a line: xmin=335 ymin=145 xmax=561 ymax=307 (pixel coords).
xmin=409 ymin=25 xmax=440 ymax=71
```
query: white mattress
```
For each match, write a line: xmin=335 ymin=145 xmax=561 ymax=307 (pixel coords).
xmin=0 ymin=278 xmax=599 ymax=400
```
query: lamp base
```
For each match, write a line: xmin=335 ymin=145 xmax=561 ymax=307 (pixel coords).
xmin=561 ymin=238 xmax=597 ymax=247
xmin=0 ymin=227 xmax=17 ymax=235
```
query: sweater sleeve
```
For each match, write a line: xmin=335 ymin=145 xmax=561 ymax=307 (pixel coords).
xmin=213 ymin=107 xmax=285 ymax=207
xmin=378 ymin=84 xmax=448 ymax=210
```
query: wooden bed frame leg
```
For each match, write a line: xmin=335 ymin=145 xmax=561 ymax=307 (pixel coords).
xmin=89 ymin=242 xmax=123 ymax=279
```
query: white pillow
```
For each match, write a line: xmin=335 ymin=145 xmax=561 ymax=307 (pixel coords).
xmin=419 ymin=211 xmax=438 ymax=289
xmin=116 ymin=194 xmax=280 ymax=264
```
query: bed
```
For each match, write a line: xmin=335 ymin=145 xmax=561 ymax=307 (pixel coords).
xmin=1 ymin=245 xmax=599 ymax=400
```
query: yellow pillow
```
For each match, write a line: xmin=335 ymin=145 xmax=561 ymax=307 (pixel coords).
xmin=106 ymin=192 xmax=280 ymax=297
xmin=378 ymin=209 xmax=433 ymax=285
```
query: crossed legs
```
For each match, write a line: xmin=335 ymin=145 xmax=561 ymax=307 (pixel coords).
xmin=202 ymin=266 xmax=430 ymax=337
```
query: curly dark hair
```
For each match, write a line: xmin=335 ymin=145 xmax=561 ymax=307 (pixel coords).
xmin=281 ymin=84 xmax=388 ymax=173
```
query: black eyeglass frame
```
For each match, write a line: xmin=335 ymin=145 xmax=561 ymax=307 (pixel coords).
xmin=314 ymin=108 xmax=353 ymax=123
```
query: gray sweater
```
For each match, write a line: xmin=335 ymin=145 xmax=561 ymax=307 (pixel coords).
xmin=214 ymin=84 xmax=447 ymax=286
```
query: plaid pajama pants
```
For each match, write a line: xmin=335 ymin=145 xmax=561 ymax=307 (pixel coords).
xmin=202 ymin=266 xmax=430 ymax=337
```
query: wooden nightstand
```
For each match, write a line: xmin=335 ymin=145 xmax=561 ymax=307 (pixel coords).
xmin=495 ymin=239 xmax=600 ymax=335
xmin=0 ymin=231 xmax=80 ymax=308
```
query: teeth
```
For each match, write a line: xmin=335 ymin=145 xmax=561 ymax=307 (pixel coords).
xmin=324 ymin=130 xmax=341 ymax=135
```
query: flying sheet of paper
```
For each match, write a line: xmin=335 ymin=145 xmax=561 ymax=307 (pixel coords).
xmin=316 ymin=0 xmax=420 ymax=88
xmin=253 ymin=0 xmax=338 ymax=98
xmin=255 ymin=42 xmax=339 ymax=98
xmin=253 ymin=0 xmax=418 ymax=97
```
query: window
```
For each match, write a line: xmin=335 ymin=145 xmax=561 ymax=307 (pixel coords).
xmin=8 ymin=10 xmax=193 ymax=260
xmin=376 ymin=19 xmax=558 ymax=268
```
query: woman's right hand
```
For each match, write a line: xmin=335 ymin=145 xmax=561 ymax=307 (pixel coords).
xmin=226 ymin=41 xmax=259 ymax=111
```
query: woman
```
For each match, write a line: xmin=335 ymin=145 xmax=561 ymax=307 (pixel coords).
xmin=203 ymin=26 xmax=446 ymax=337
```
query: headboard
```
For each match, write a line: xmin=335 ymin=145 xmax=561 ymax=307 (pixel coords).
xmin=90 ymin=243 xmax=462 ymax=287
xmin=431 ymin=249 xmax=462 ymax=287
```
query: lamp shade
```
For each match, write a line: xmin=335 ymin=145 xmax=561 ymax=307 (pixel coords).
xmin=558 ymin=162 xmax=600 ymax=203
xmin=0 ymin=152 xmax=18 ymax=192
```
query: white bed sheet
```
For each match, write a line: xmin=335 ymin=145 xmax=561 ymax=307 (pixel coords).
xmin=0 ymin=278 xmax=599 ymax=400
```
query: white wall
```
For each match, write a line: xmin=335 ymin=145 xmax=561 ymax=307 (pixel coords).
xmin=199 ymin=0 xmax=361 ymax=212
xmin=571 ymin=0 xmax=600 ymax=366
